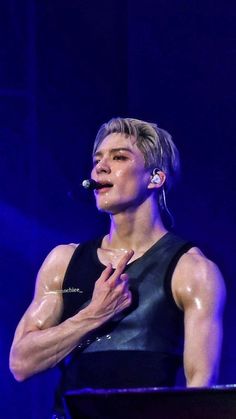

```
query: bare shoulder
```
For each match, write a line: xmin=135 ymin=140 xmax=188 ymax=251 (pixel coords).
xmin=174 ymin=246 xmax=221 ymax=281
xmin=35 ymin=243 xmax=79 ymax=295
xmin=172 ymin=247 xmax=226 ymax=311
xmin=11 ymin=243 xmax=80 ymax=336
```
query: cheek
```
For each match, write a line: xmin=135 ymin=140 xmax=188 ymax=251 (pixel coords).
xmin=113 ymin=169 xmax=138 ymax=190
xmin=114 ymin=169 xmax=125 ymax=179
xmin=114 ymin=166 xmax=148 ymax=183
xmin=113 ymin=169 xmax=145 ymax=195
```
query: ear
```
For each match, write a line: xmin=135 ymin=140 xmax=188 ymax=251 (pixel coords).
xmin=147 ymin=170 xmax=166 ymax=190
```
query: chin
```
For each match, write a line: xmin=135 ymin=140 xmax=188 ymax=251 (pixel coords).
xmin=96 ymin=202 xmax=132 ymax=216
xmin=96 ymin=204 xmax=116 ymax=214
xmin=95 ymin=195 xmax=140 ymax=214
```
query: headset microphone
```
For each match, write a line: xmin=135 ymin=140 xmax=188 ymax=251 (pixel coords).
xmin=82 ymin=179 xmax=102 ymax=190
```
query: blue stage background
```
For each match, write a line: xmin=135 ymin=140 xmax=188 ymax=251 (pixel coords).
xmin=1 ymin=1 xmax=236 ymax=417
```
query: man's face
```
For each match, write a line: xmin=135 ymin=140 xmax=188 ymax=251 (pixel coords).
xmin=91 ymin=133 xmax=151 ymax=214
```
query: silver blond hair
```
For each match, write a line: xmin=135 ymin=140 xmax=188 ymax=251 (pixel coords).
xmin=93 ymin=117 xmax=180 ymax=192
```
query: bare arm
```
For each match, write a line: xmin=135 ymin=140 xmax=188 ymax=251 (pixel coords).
xmin=9 ymin=245 xmax=133 ymax=381
xmin=173 ymin=248 xmax=226 ymax=387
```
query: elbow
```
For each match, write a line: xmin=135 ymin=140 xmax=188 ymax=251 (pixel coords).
xmin=9 ymin=348 xmax=31 ymax=382
xmin=10 ymin=362 xmax=27 ymax=382
xmin=9 ymin=358 xmax=28 ymax=382
xmin=186 ymin=368 xmax=218 ymax=388
xmin=11 ymin=370 xmax=27 ymax=382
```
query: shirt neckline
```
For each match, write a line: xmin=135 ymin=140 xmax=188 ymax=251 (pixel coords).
xmin=93 ymin=231 xmax=171 ymax=269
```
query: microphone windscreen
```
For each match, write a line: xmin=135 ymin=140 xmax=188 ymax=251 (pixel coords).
xmin=82 ymin=179 xmax=99 ymax=190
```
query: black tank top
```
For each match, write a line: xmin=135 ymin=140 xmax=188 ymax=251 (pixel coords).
xmin=54 ymin=232 xmax=192 ymax=414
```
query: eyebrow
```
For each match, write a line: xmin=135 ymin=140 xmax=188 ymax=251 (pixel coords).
xmin=93 ymin=147 xmax=134 ymax=158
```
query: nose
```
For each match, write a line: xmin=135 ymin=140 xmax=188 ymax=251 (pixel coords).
xmin=95 ymin=158 xmax=111 ymax=174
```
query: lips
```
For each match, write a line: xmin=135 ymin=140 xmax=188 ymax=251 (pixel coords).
xmin=97 ymin=185 xmax=113 ymax=193
xmin=96 ymin=181 xmax=113 ymax=189
xmin=92 ymin=181 xmax=113 ymax=195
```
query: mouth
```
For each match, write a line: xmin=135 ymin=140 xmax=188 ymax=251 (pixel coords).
xmin=95 ymin=182 xmax=113 ymax=192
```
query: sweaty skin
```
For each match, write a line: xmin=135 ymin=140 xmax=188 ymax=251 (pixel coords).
xmin=10 ymin=132 xmax=226 ymax=387
xmin=9 ymin=245 xmax=134 ymax=381
xmin=171 ymin=246 xmax=225 ymax=386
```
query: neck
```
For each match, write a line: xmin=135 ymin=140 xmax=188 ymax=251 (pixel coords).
xmin=105 ymin=199 xmax=167 ymax=252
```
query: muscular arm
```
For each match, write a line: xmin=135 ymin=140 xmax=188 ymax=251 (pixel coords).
xmin=173 ymin=248 xmax=226 ymax=387
xmin=9 ymin=245 xmax=133 ymax=381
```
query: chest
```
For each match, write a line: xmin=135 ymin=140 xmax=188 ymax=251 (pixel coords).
xmin=97 ymin=247 xmax=145 ymax=268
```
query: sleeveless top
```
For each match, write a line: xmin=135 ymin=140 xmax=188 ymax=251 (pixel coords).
xmin=53 ymin=232 xmax=192 ymax=414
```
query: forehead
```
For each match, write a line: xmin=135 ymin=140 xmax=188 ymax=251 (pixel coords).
xmin=95 ymin=133 xmax=138 ymax=153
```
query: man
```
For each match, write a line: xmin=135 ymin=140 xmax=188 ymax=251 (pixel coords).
xmin=10 ymin=118 xmax=225 ymax=417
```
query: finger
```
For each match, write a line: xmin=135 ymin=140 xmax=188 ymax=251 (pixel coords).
xmin=125 ymin=289 xmax=132 ymax=302
xmin=121 ymin=289 xmax=132 ymax=307
xmin=117 ymin=283 xmax=131 ymax=300
xmin=114 ymin=273 xmax=129 ymax=288
xmin=98 ymin=263 xmax=113 ymax=282
xmin=112 ymin=250 xmax=134 ymax=279
xmin=120 ymin=273 xmax=129 ymax=282
xmin=109 ymin=273 xmax=129 ymax=287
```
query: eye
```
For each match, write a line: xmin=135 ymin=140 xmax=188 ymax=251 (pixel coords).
xmin=92 ymin=159 xmax=100 ymax=167
xmin=113 ymin=155 xmax=128 ymax=161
